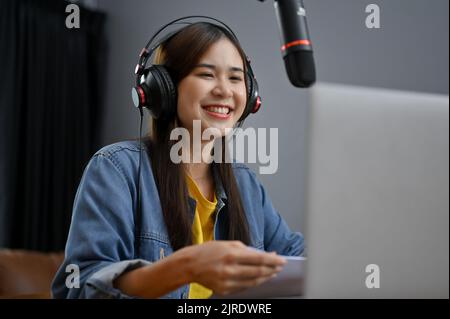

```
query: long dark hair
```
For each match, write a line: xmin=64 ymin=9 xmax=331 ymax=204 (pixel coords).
xmin=144 ymin=22 xmax=251 ymax=251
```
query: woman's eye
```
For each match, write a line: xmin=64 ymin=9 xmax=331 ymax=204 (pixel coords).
xmin=198 ymin=73 xmax=242 ymax=81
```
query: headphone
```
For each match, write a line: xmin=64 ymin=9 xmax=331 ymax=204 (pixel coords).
xmin=131 ymin=16 xmax=262 ymax=122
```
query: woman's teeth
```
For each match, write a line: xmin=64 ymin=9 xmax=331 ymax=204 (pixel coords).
xmin=205 ymin=106 xmax=230 ymax=114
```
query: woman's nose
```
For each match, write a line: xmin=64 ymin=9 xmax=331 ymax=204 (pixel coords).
xmin=212 ymin=80 xmax=233 ymax=98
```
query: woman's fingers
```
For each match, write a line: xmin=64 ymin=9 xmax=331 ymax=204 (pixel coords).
xmin=224 ymin=264 xmax=283 ymax=280
xmin=232 ymin=249 xmax=287 ymax=267
xmin=188 ymin=241 xmax=288 ymax=295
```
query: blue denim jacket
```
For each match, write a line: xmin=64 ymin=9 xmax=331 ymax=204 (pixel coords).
xmin=51 ymin=140 xmax=304 ymax=299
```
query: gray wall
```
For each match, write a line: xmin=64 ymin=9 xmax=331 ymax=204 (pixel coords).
xmin=97 ymin=0 xmax=449 ymax=233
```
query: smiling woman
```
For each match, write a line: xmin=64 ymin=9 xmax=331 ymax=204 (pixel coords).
xmin=51 ymin=18 xmax=304 ymax=300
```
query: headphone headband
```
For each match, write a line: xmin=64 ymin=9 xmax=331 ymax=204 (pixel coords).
xmin=136 ymin=16 xmax=244 ymax=81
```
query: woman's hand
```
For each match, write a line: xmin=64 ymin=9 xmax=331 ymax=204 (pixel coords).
xmin=178 ymin=241 xmax=287 ymax=296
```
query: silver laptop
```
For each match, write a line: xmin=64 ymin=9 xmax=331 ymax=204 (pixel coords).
xmin=304 ymin=83 xmax=449 ymax=298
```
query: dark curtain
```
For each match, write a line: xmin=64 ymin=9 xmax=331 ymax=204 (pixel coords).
xmin=0 ymin=0 xmax=107 ymax=251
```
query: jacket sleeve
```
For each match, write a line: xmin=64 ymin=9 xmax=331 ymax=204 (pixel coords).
xmin=251 ymin=171 xmax=305 ymax=257
xmin=51 ymin=153 xmax=149 ymax=299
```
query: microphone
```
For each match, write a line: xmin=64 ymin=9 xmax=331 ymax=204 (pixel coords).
xmin=273 ymin=0 xmax=316 ymax=87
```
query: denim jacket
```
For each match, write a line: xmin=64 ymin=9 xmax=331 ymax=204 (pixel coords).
xmin=51 ymin=140 xmax=304 ymax=299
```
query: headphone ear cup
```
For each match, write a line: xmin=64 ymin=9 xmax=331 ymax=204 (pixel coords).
xmin=139 ymin=65 xmax=177 ymax=119
xmin=152 ymin=65 xmax=177 ymax=119
xmin=239 ymin=72 xmax=261 ymax=121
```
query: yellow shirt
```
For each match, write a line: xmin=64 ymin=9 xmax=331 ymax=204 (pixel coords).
xmin=186 ymin=174 xmax=217 ymax=299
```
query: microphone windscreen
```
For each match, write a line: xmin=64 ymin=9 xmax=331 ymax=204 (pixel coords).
xmin=283 ymin=50 xmax=316 ymax=88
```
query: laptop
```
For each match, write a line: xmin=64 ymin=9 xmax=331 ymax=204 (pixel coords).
xmin=303 ymin=82 xmax=449 ymax=298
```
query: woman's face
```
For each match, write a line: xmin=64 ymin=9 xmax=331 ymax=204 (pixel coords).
xmin=177 ymin=37 xmax=247 ymax=137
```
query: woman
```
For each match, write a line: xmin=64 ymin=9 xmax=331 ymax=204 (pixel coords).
xmin=52 ymin=20 xmax=304 ymax=299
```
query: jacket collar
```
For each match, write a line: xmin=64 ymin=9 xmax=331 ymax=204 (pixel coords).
xmin=187 ymin=163 xmax=227 ymax=218
xmin=212 ymin=163 xmax=228 ymax=202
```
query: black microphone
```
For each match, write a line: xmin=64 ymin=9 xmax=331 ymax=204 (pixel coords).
xmin=273 ymin=0 xmax=316 ymax=87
